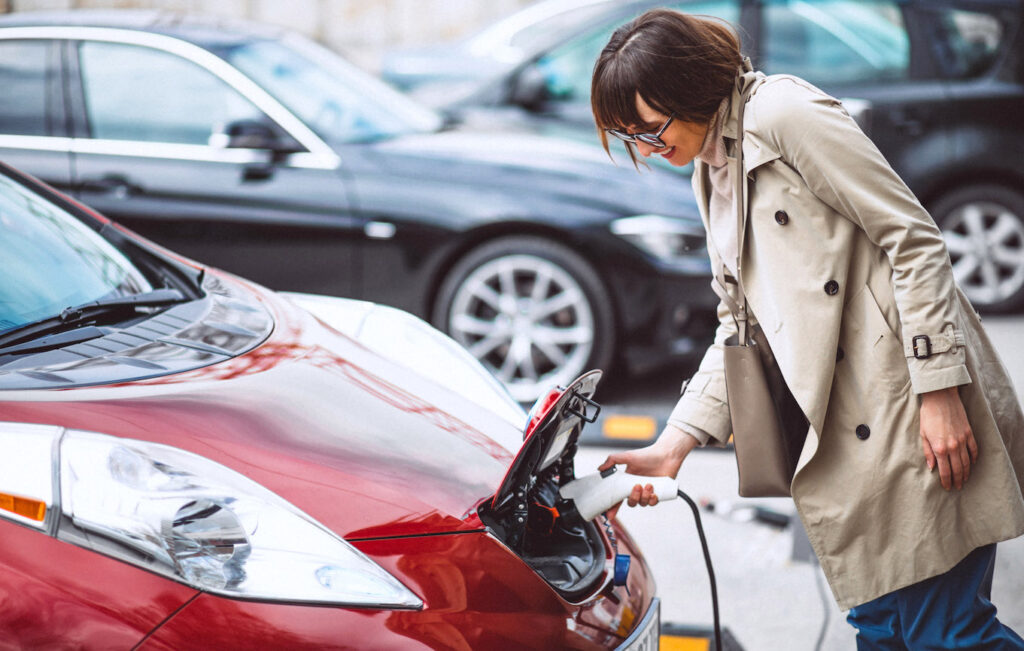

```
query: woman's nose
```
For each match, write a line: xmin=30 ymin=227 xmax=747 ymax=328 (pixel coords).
xmin=635 ymin=141 xmax=657 ymax=157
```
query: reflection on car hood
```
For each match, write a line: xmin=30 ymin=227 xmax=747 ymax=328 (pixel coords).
xmin=1 ymin=273 xmax=523 ymax=541
xmin=350 ymin=129 xmax=699 ymax=224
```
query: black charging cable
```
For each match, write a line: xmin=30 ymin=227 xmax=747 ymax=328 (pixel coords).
xmin=678 ymin=488 xmax=722 ymax=651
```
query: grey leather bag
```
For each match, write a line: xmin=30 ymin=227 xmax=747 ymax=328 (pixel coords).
xmin=714 ymin=69 xmax=808 ymax=498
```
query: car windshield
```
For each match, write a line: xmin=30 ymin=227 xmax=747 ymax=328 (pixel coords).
xmin=0 ymin=174 xmax=152 ymax=335
xmin=224 ymin=36 xmax=445 ymax=143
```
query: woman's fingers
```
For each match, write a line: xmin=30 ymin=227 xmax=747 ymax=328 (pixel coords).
xmin=921 ymin=435 xmax=936 ymax=471
xmin=960 ymin=438 xmax=972 ymax=485
xmin=948 ymin=444 xmax=964 ymax=490
xmin=646 ymin=484 xmax=660 ymax=506
xmin=936 ymin=450 xmax=953 ymax=491
xmin=626 ymin=484 xmax=642 ymax=507
xmin=624 ymin=484 xmax=660 ymax=508
xmin=600 ymin=451 xmax=637 ymax=472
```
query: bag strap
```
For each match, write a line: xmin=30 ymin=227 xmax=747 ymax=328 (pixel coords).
xmin=717 ymin=59 xmax=757 ymax=344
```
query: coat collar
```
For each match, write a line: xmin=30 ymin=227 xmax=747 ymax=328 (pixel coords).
xmin=722 ymin=57 xmax=762 ymax=141
xmin=692 ymin=58 xmax=767 ymax=228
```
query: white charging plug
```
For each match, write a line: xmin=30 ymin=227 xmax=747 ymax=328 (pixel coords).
xmin=559 ymin=466 xmax=678 ymax=521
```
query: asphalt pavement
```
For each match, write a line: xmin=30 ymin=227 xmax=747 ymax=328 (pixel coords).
xmin=577 ymin=314 xmax=1024 ymax=649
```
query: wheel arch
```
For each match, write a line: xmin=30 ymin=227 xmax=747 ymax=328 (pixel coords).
xmin=917 ymin=167 xmax=1024 ymax=213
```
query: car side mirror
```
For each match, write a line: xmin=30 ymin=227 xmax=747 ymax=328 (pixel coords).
xmin=509 ymin=64 xmax=550 ymax=111
xmin=210 ymin=120 xmax=304 ymax=156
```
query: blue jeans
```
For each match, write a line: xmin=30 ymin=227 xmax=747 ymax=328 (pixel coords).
xmin=847 ymin=544 xmax=1024 ymax=650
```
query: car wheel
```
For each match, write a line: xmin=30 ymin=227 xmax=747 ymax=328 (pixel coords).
xmin=433 ymin=236 xmax=615 ymax=404
xmin=932 ymin=185 xmax=1024 ymax=313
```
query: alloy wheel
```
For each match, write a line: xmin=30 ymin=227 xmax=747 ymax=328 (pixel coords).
xmin=942 ymin=200 xmax=1024 ymax=310
xmin=447 ymin=253 xmax=595 ymax=403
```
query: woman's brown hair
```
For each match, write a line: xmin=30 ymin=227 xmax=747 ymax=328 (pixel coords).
xmin=591 ymin=9 xmax=742 ymax=163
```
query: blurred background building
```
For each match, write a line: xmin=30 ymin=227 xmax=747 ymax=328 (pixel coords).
xmin=0 ymin=0 xmax=533 ymax=69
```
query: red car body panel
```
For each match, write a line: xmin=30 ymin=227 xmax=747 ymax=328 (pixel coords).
xmin=0 ymin=519 xmax=197 ymax=647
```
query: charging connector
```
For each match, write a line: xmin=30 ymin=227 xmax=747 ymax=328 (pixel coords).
xmin=559 ymin=469 xmax=723 ymax=651
xmin=558 ymin=466 xmax=678 ymax=521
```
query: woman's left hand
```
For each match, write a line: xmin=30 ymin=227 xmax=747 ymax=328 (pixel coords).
xmin=919 ymin=386 xmax=978 ymax=490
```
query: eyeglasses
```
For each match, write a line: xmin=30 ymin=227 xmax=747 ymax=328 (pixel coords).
xmin=606 ymin=114 xmax=675 ymax=149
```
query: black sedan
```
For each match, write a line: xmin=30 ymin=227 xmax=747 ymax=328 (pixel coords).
xmin=388 ymin=0 xmax=1024 ymax=313
xmin=0 ymin=10 xmax=717 ymax=403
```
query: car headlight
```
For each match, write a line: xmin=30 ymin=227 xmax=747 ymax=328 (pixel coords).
xmin=611 ymin=214 xmax=707 ymax=264
xmin=42 ymin=428 xmax=422 ymax=609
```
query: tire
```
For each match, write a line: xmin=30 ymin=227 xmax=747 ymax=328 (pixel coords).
xmin=432 ymin=236 xmax=616 ymax=404
xmin=931 ymin=184 xmax=1024 ymax=313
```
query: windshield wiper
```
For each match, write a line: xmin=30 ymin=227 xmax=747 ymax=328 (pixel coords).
xmin=0 ymin=288 xmax=187 ymax=352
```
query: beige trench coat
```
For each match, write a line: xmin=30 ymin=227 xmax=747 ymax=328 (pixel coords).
xmin=667 ymin=69 xmax=1024 ymax=609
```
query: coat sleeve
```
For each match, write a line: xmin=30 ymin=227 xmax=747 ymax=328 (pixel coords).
xmin=667 ymin=296 xmax=736 ymax=445
xmin=750 ymin=76 xmax=970 ymax=394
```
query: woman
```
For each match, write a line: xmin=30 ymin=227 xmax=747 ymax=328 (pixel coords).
xmin=591 ymin=8 xmax=1024 ymax=648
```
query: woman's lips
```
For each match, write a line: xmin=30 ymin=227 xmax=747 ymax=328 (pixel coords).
xmin=661 ymin=146 xmax=677 ymax=161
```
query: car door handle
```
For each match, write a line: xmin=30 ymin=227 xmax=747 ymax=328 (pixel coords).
xmin=79 ymin=175 xmax=141 ymax=199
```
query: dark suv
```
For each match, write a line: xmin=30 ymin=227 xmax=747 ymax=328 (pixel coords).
xmin=395 ymin=0 xmax=1024 ymax=312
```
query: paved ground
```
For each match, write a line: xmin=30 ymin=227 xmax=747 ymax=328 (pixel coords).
xmin=577 ymin=314 xmax=1024 ymax=649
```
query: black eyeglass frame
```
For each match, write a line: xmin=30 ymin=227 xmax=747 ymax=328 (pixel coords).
xmin=606 ymin=114 xmax=675 ymax=149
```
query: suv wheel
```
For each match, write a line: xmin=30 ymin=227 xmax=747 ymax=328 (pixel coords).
xmin=932 ymin=184 xmax=1024 ymax=313
xmin=433 ymin=236 xmax=615 ymax=404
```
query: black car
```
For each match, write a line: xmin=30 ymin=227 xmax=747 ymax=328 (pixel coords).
xmin=0 ymin=10 xmax=718 ymax=403
xmin=389 ymin=0 xmax=1024 ymax=312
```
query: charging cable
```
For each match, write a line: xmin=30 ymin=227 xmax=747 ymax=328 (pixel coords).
xmin=678 ymin=488 xmax=722 ymax=651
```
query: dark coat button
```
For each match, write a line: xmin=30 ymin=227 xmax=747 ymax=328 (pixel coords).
xmin=774 ymin=210 xmax=789 ymax=225
xmin=824 ymin=280 xmax=839 ymax=295
xmin=856 ymin=424 xmax=870 ymax=440
xmin=836 ymin=346 xmax=845 ymax=362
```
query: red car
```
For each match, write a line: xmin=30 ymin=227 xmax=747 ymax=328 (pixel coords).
xmin=0 ymin=164 xmax=658 ymax=649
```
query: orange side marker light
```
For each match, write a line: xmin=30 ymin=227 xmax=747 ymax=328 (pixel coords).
xmin=0 ymin=492 xmax=46 ymax=521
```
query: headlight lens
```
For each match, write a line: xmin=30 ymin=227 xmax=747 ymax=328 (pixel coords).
xmin=58 ymin=430 xmax=422 ymax=609
xmin=611 ymin=214 xmax=706 ymax=263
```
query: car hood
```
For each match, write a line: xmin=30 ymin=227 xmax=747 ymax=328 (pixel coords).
xmin=341 ymin=128 xmax=699 ymax=225
xmin=1 ymin=275 xmax=525 ymax=542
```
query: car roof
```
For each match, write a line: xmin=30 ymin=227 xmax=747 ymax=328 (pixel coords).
xmin=0 ymin=9 xmax=286 ymax=48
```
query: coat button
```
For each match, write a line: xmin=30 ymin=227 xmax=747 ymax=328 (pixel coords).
xmin=774 ymin=210 xmax=789 ymax=225
xmin=836 ymin=346 xmax=845 ymax=362
xmin=824 ymin=280 xmax=839 ymax=295
xmin=856 ymin=424 xmax=870 ymax=440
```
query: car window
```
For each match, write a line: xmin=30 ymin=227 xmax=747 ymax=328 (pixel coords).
xmin=760 ymin=0 xmax=909 ymax=85
xmin=225 ymin=36 xmax=443 ymax=143
xmin=536 ymin=1 xmax=741 ymax=103
xmin=0 ymin=40 xmax=55 ymax=137
xmin=931 ymin=8 xmax=1006 ymax=79
xmin=0 ymin=173 xmax=151 ymax=334
xmin=78 ymin=41 xmax=268 ymax=145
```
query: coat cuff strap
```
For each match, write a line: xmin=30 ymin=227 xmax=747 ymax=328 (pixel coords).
xmin=903 ymin=329 xmax=965 ymax=359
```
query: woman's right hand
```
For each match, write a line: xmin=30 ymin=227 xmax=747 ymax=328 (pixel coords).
xmin=597 ymin=423 xmax=700 ymax=516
